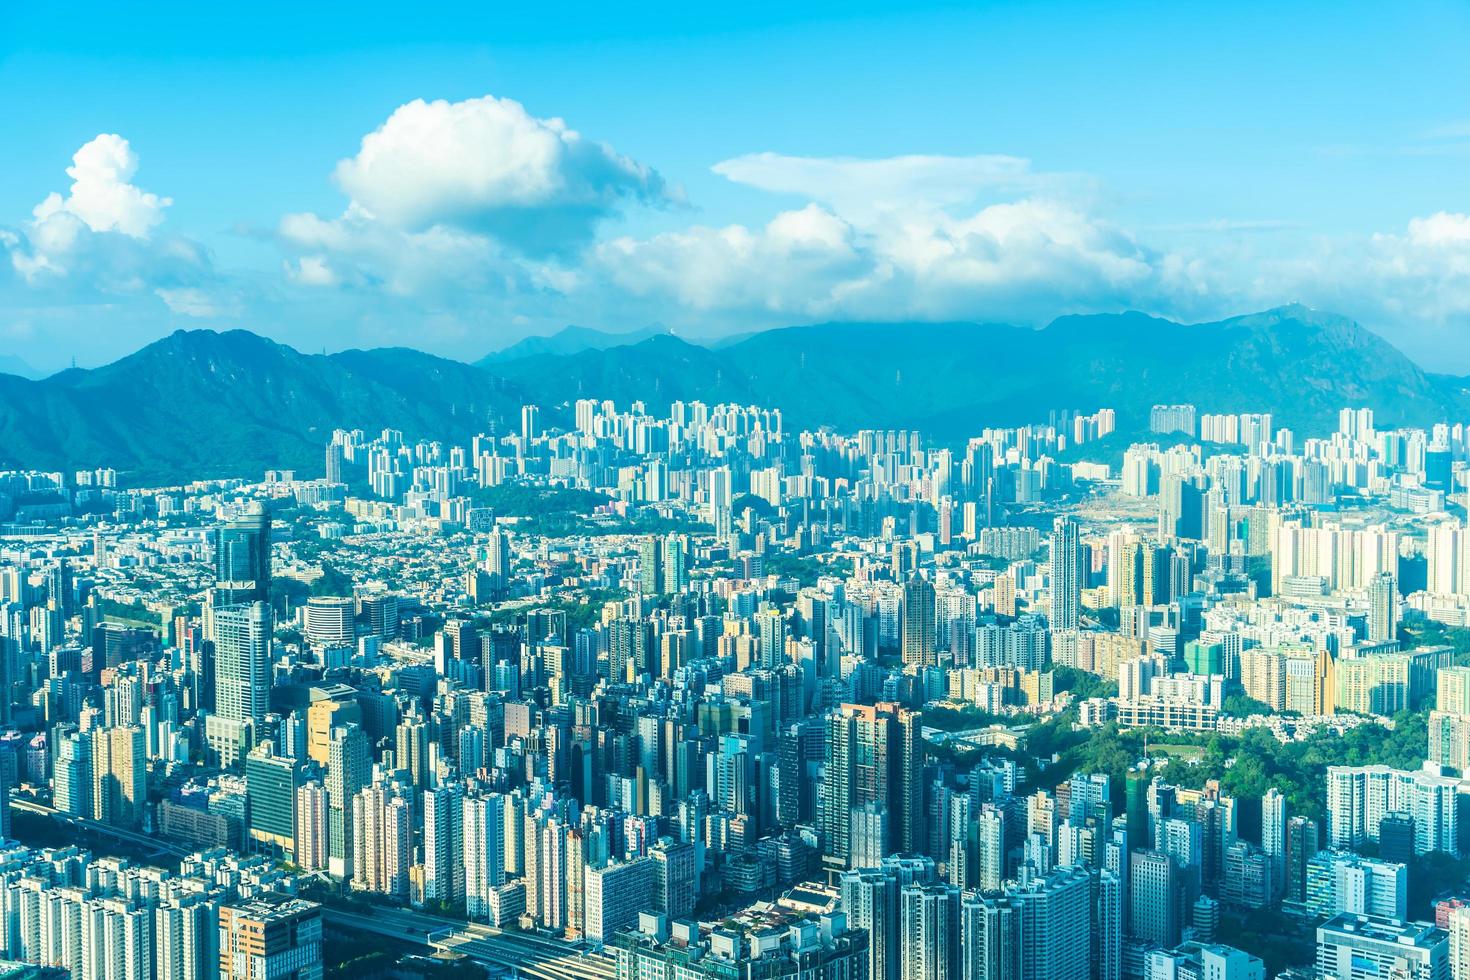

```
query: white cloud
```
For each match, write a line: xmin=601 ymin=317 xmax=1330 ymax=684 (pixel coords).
xmin=36 ymin=134 xmax=171 ymax=238
xmin=1345 ymin=212 xmax=1470 ymax=322
xmin=278 ymin=205 xmax=535 ymax=297
xmin=4 ymin=134 xmax=197 ymax=291
xmin=277 ymin=94 xmax=676 ymax=301
xmin=712 ymin=151 xmax=1066 ymax=219
xmin=598 ymin=204 xmax=867 ymax=313
xmin=598 ymin=182 xmax=1158 ymax=324
xmin=156 ymin=286 xmax=239 ymax=318
xmin=286 ymin=255 xmax=340 ymax=287
xmin=329 ymin=95 xmax=672 ymax=253
xmin=1404 ymin=211 xmax=1470 ymax=247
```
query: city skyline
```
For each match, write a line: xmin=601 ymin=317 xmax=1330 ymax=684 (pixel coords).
xmin=7 ymin=6 xmax=1470 ymax=980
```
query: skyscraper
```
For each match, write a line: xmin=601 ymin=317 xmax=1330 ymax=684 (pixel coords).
xmin=961 ymin=892 xmax=1020 ymax=980
xmin=1129 ymin=849 xmax=1180 ymax=947
xmin=464 ymin=793 xmax=506 ymax=921
xmin=1368 ymin=571 xmax=1399 ymax=643
xmin=639 ymin=536 xmax=664 ymax=595
xmin=900 ymin=883 xmax=960 ymax=980
xmin=841 ymin=867 xmax=902 ymax=980
xmin=214 ymin=502 xmax=272 ymax=607
xmin=1262 ymin=787 xmax=1287 ymax=896
xmin=902 ymin=572 xmax=937 ymax=666
xmin=822 ymin=702 xmax=923 ymax=873
xmin=245 ymin=742 xmax=299 ymax=853
xmin=91 ymin=725 xmax=146 ymax=828
xmin=327 ymin=723 xmax=371 ymax=879
xmin=1286 ymin=815 xmax=1320 ymax=905
xmin=210 ymin=600 xmax=272 ymax=765
xmin=1049 ymin=516 xmax=1082 ymax=632
xmin=1010 ymin=866 xmax=1092 ymax=980
xmin=977 ymin=805 xmax=1006 ymax=892
xmin=423 ymin=783 xmax=465 ymax=906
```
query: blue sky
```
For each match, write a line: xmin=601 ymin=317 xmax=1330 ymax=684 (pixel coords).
xmin=4 ymin=1 xmax=1470 ymax=371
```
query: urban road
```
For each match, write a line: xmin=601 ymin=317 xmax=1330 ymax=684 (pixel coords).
xmin=10 ymin=797 xmax=616 ymax=980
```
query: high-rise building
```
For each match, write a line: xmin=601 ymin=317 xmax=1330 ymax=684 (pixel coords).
xmin=55 ymin=726 xmax=92 ymax=817
xmin=1368 ymin=572 xmax=1400 ymax=643
xmin=91 ymin=725 xmax=146 ymax=828
xmin=902 ymin=572 xmax=938 ymax=667
xmin=651 ymin=837 xmax=697 ymax=919
xmin=977 ymin=805 xmax=1007 ymax=893
xmin=638 ymin=536 xmax=664 ymax=595
xmin=351 ymin=782 xmax=413 ymax=898
xmin=295 ymin=780 xmax=328 ymax=872
xmin=156 ymin=896 xmax=219 ymax=980
xmin=245 ymin=742 xmax=299 ymax=853
xmin=1327 ymin=765 xmax=1460 ymax=856
xmin=520 ymin=404 xmax=540 ymax=442
xmin=1049 ymin=516 xmax=1082 ymax=631
xmin=961 ymin=892 xmax=1019 ymax=980
xmin=1316 ymin=914 xmax=1447 ymax=980
xmin=1381 ymin=811 xmax=1418 ymax=866
xmin=584 ymin=858 xmax=655 ymax=943
xmin=423 ymin=783 xmax=465 ymax=906
xmin=211 ymin=600 xmax=272 ymax=765
xmin=1285 ymin=816 xmax=1320 ymax=905
xmin=900 ymin=883 xmax=960 ymax=980
xmin=464 ymin=793 xmax=506 ymax=921
xmin=841 ymin=866 xmax=902 ymax=980
xmin=1130 ymin=849 xmax=1180 ymax=947
xmin=213 ymin=503 xmax=272 ymax=608
xmin=302 ymin=596 xmax=354 ymax=648
xmin=1448 ymin=905 xmax=1470 ymax=980
xmin=326 ymin=724 xmax=371 ymax=879
xmin=1305 ymin=851 xmax=1408 ymax=920
xmin=611 ymin=911 xmax=868 ymax=979
xmin=1010 ymin=866 xmax=1092 ymax=980
xmin=821 ymin=702 xmax=923 ymax=872
xmin=218 ymin=897 xmax=323 ymax=980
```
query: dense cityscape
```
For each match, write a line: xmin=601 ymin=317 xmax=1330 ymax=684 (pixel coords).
xmin=0 ymin=395 xmax=1467 ymax=980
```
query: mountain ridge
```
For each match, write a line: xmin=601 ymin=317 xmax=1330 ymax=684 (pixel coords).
xmin=0 ymin=308 xmax=1459 ymax=484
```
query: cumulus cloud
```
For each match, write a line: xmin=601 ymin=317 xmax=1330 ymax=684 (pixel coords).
xmin=1321 ymin=211 xmax=1470 ymax=325
xmin=7 ymin=135 xmax=173 ymax=281
xmin=328 ymin=95 xmax=673 ymax=253
xmin=0 ymin=134 xmax=249 ymax=334
xmin=278 ymin=204 xmax=569 ymax=299
xmin=597 ymin=155 xmax=1157 ymax=325
xmin=38 ymin=134 xmax=171 ymax=237
xmin=598 ymin=204 xmax=867 ymax=313
xmin=275 ymin=94 xmax=676 ymax=301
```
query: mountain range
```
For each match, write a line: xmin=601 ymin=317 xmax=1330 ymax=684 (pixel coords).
xmin=2 ymin=305 xmax=1463 ymax=484
xmin=477 ymin=324 xmax=672 ymax=363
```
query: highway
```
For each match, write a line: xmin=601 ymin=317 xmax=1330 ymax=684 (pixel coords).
xmin=323 ymin=906 xmax=616 ymax=980
xmin=10 ymin=797 xmax=190 ymax=859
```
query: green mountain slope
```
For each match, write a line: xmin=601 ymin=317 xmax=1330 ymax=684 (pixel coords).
xmin=0 ymin=330 xmax=524 ymax=483
xmin=0 ymin=307 xmax=1459 ymax=484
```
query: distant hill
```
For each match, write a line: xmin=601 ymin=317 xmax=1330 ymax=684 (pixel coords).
xmin=493 ymin=305 xmax=1466 ymax=436
xmin=478 ymin=324 xmax=671 ymax=363
xmin=0 ymin=307 xmax=1460 ymax=483
xmin=0 ymin=330 xmax=525 ymax=483
xmin=0 ymin=354 xmax=39 ymax=380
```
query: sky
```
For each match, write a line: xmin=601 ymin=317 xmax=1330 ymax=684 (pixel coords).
xmin=4 ymin=0 xmax=1470 ymax=372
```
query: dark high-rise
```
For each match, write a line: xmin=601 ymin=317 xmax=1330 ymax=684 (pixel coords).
xmin=214 ymin=501 xmax=272 ymax=607
xmin=901 ymin=573 xmax=937 ymax=666
xmin=1285 ymin=815 xmax=1320 ymax=904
